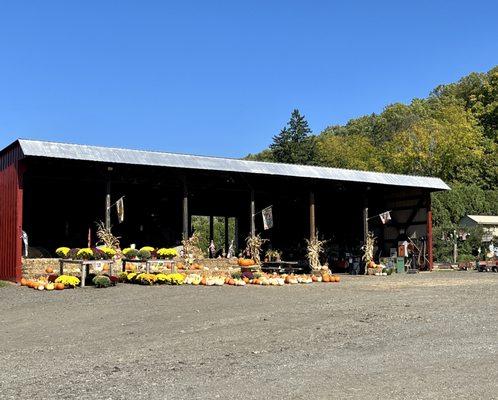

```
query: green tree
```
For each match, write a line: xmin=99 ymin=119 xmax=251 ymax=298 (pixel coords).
xmin=270 ymin=109 xmax=316 ymax=164
xmin=316 ymin=133 xmax=384 ymax=171
xmin=382 ymin=100 xmax=485 ymax=184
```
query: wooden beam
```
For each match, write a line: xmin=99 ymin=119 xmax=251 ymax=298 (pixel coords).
xmin=182 ymin=179 xmax=189 ymax=240
xmin=105 ymin=180 xmax=111 ymax=230
xmin=427 ymin=194 xmax=433 ymax=270
xmin=234 ymin=217 xmax=239 ymax=255
xmin=209 ymin=215 xmax=214 ymax=242
xmin=224 ymin=216 xmax=229 ymax=255
xmin=250 ymin=190 xmax=255 ymax=237
xmin=309 ymin=191 xmax=316 ymax=240
xmin=363 ymin=205 xmax=368 ymax=275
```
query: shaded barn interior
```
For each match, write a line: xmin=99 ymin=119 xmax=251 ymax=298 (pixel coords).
xmin=22 ymin=158 xmax=431 ymax=263
xmin=0 ymin=139 xmax=449 ymax=281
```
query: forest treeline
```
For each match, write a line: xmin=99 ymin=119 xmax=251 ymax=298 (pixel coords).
xmin=247 ymin=66 xmax=498 ymax=261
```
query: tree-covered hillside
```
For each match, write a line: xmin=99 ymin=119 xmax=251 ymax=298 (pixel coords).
xmin=247 ymin=66 xmax=498 ymax=262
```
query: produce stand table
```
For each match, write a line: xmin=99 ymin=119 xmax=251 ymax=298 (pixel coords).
xmin=59 ymin=259 xmax=115 ymax=287
xmin=261 ymin=261 xmax=305 ymax=274
xmin=121 ymin=259 xmax=176 ymax=273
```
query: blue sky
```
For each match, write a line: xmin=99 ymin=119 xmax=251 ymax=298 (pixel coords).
xmin=1 ymin=0 xmax=497 ymax=157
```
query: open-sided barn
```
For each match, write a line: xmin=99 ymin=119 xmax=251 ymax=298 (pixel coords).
xmin=0 ymin=139 xmax=449 ymax=282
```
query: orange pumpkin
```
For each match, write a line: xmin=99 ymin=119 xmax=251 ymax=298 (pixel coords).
xmin=311 ymin=275 xmax=318 ymax=282
xmin=334 ymin=275 xmax=341 ymax=283
xmin=200 ymin=277 xmax=207 ymax=285
xmin=20 ymin=278 xmax=27 ymax=286
xmin=322 ymin=274 xmax=331 ymax=283
xmin=45 ymin=267 xmax=54 ymax=274
xmin=238 ymin=258 xmax=255 ymax=267
xmin=228 ymin=278 xmax=235 ymax=285
xmin=242 ymin=277 xmax=249 ymax=283
xmin=55 ymin=283 xmax=65 ymax=290
xmin=252 ymin=278 xmax=260 ymax=285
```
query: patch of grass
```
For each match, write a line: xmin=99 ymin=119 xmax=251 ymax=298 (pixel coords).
xmin=0 ymin=280 xmax=10 ymax=288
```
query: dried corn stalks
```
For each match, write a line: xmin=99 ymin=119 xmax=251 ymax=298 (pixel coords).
xmin=361 ymin=231 xmax=376 ymax=264
xmin=245 ymin=234 xmax=267 ymax=265
xmin=182 ymin=232 xmax=204 ymax=262
xmin=95 ymin=221 xmax=121 ymax=251
xmin=306 ymin=235 xmax=327 ymax=271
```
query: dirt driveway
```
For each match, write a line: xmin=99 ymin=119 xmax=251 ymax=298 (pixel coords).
xmin=0 ymin=272 xmax=497 ymax=400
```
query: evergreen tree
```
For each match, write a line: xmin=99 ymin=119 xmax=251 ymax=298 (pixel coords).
xmin=270 ymin=109 xmax=316 ymax=164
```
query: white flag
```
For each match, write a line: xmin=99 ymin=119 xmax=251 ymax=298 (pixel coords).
xmin=116 ymin=197 xmax=125 ymax=223
xmin=379 ymin=211 xmax=391 ymax=224
xmin=262 ymin=206 xmax=273 ymax=230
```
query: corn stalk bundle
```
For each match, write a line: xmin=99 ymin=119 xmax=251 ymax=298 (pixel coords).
xmin=361 ymin=231 xmax=376 ymax=264
xmin=305 ymin=235 xmax=327 ymax=271
xmin=245 ymin=234 xmax=267 ymax=265
xmin=182 ymin=232 xmax=204 ymax=261
xmin=95 ymin=221 xmax=121 ymax=251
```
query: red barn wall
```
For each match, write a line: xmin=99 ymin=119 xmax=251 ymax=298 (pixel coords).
xmin=0 ymin=144 xmax=24 ymax=282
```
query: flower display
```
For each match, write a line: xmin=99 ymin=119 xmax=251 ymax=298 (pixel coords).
xmin=122 ymin=248 xmax=139 ymax=259
xmin=157 ymin=248 xmax=178 ymax=259
xmin=140 ymin=246 xmax=155 ymax=253
xmin=76 ymin=248 xmax=94 ymax=260
xmin=55 ymin=247 xmax=70 ymax=258
xmin=55 ymin=275 xmax=81 ymax=288
xmin=136 ymin=273 xmax=157 ymax=285
xmin=99 ymin=246 xmax=117 ymax=259
xmin=137 ymin=249 xmax=151 ymax=260
xmin=92 ymin=275 xmax=111 ymax=288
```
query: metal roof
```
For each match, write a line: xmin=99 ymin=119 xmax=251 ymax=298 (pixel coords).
xmin=14 ymin=139 xmax=449 ymax=190
xmin=463 ymin=215 xmax=498 ymax=225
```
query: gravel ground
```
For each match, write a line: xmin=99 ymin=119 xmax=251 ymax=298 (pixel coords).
xmin=0 ymin=272 xmax=497 ymax=400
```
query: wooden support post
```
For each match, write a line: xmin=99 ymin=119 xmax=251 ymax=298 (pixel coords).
xmin=234 ymin=217 xmax=239 ymax=255
xmin=427 ymin=210 xmax=433 ymax=270
xmin=105 ymin=180 xmax=111 ymax=230
xmin=309 ymin=191 xmax=316 ymax=240
xmin=363 ymin=206 xmax=368 ymax=275
xmin=250 ymin=190 xmax=255 ymax=237
xmin=182 ymin=179 xmax=189 ymax=240
xmin=209 ymin=216 xmax=214 ymax=242
xmin=224 ymin=216 xmax=229 ymax=255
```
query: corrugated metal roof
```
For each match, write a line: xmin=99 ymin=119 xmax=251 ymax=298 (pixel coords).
xmin=465 ymin=215 xmax=498 ymax=225
xmin=15 ymin=139 xmax=449 ymax=190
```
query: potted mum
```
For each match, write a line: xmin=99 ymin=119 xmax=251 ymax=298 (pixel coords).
xmin=157 ymin=248 xmax=178 ymax=260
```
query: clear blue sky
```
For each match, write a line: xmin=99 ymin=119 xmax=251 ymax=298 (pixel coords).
xmin=1 ymin=0 xmax=497 ymax=157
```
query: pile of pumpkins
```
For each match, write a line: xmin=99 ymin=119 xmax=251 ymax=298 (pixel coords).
xmin=20 ymin=266 xmax=65 ymax=291
xmin=20 ymin=277 xmax=65 ymax=291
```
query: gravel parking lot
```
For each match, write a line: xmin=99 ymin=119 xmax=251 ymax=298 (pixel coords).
xmin=1 ymin=272 xmax=497 ymax=400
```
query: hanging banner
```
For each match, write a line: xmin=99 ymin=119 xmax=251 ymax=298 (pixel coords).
xmin=262 ymin=206 xmax=273 ymax=230
xmin=379 ymin=211 xmax=391 ymax=225
xmin=116 ymin=196 xmax=125 ymax=223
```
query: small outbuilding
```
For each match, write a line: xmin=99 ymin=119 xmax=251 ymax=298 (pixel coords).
xmin=0 ymin=139 xmax=450 ymax=282
xmin=460 ymin=215 xmax=498 ymax=242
